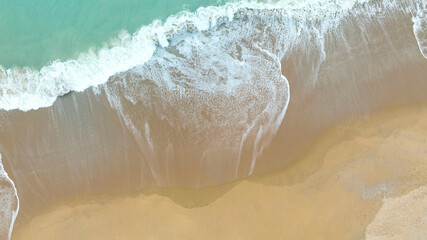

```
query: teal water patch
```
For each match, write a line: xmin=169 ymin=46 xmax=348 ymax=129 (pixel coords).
xmin=1 ymin=0 xmax=380 ymax=111
xmin=0 ymin=0 xmax=222 ymax=69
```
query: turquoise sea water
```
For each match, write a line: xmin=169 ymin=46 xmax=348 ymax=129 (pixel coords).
xmin=0 ymin=0 xmax=426 ymax=238
xmin=0 ymin=0 xmax=222 ymax=69
xmin=0 ymin=0 xmax=425 ymax=112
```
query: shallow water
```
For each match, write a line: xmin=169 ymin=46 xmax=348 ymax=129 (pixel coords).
xmin=0 ymin=0 xmax=426 ymax=239
xmin=11 ymin=104 xmax=427 ymax=240
xmin=0 ymin=0 xmax=221 ymax=69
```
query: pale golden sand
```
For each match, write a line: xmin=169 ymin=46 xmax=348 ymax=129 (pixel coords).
xmin=366 ymin=186 xmax=427 ymax=240
xmin=12 ymin=104 xmax=427 ymax=240
xmin=2 ymin=5 xmax=426 ymax=224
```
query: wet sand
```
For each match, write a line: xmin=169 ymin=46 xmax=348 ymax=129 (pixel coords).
xmin=0 ymin=3 xmax=426 ymax=237
xmin=1 ymin=3 xmax=426 ymax=226
xmin=12 ymin=104 xmax=427 ymax=240
xmin=0 ymin=156 xmax=18 ymax=240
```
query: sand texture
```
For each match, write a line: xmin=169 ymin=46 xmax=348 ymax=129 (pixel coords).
xmin=366 ymin=186 xmax=427 ymax=240
xmin=12 ymin=105 xmax=427 ymax=240
xmin=0 ymin=2 xmax=426 ymax=225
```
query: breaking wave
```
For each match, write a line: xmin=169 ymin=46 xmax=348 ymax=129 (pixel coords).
xmin=0 ymin=0 xmax=426 ymax=234
xmin=3 ymin=0 xmax=422 ymax=111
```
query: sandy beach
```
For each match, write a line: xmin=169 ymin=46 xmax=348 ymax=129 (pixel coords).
xmin=12 ymin=104 xmax=427 ymax=240
xmin=1 ymin=1 xmax=426 ymax=239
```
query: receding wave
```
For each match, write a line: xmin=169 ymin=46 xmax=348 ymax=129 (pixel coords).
xmin=412 ymin=0 xmax=427 ymax=58
xmin=2 ymin=0 xmax=420 ymax=111
xmin=0 ymin=154 xmax=19 ymax=240
xmin=0 ymin=0 xmax=426 ymax=236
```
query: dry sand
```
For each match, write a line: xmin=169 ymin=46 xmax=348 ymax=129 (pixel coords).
xmin=12 ymin=104 xmax=427 ymax=240
xmin=1 ymin=3 xmax=426 ymax=225
xmin=366 ymin=186 xmax=427 ymax=240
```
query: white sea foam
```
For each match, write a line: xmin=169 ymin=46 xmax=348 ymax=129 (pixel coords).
xmin=0 ymin=0 xmax=376 ymax=111
xmin=412 ymin=0 xmax=427 ymax=59
xmin=0 ymin=154 xmax=19 ymax=240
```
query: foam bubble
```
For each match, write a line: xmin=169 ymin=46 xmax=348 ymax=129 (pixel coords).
xmin=0 ymin=0 xmax=373 ymax=111
xmin=0 ymin=154 xmax=19 ymax=240
xmin=412 ymin=0 xmax=427 ymax=59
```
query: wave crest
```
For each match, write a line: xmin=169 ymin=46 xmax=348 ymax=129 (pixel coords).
xmin=0 ymin=0 xmax=377 ymax=111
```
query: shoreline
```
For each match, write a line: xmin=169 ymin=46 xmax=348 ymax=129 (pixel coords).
xmin=12 ymin=104 xmax=427 ymax=239
xmin=0 ymin=0 xmax=425 ymax=228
